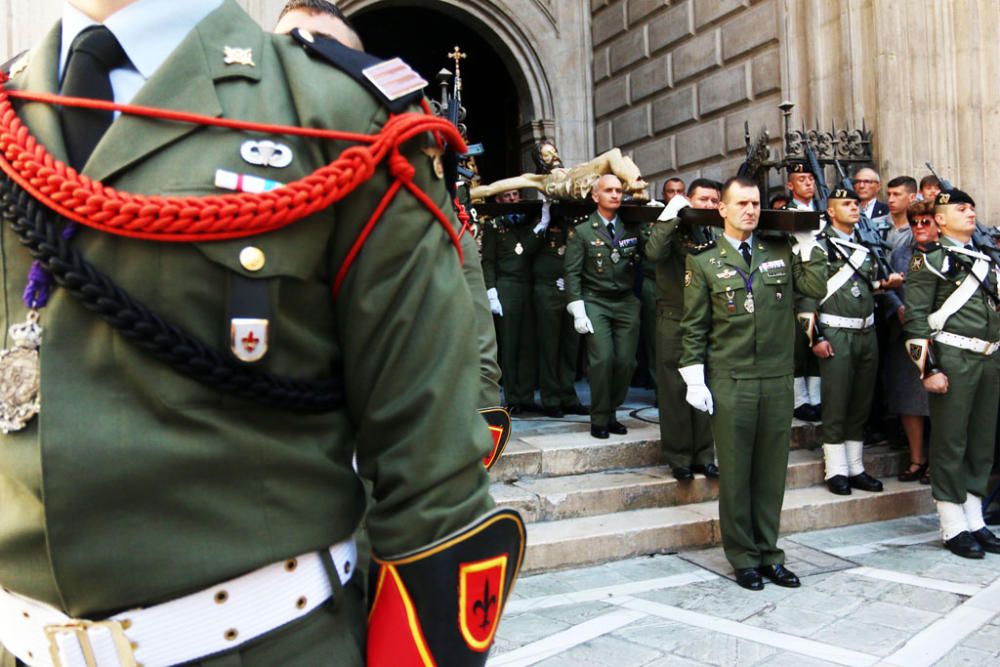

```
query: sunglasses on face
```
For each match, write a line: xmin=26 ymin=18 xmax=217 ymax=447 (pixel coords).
xmin=909 ymin=219 xmax=934 ymax=227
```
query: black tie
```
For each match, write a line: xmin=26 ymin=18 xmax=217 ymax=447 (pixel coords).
xmin=740 ymin=241 xmax=752 ymax=266
xmin=60 ymin=26 xmax=128 ymax=170
xmin=607 ymin=221 xmax=615 ymax=237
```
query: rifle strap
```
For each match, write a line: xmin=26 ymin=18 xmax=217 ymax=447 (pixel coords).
xmin=820 ymin=238 xmax=869 ymax=306
xmin=927 ymin=255 xmax=988 ymax=332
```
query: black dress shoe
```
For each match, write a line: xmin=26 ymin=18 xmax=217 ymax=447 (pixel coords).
xmin=563 ymin=404 xmax=590 ymax=415
xmin=672 ymin=466 xmax=694 ymax=481
xmin=793 ymin=405 xmax=821 ymax=422
xmin=848 ymin=472 xmax=884 ymax=492
xmin=734 ymin=568 xmax=763 ymax=591
xmin=590 ymin=424 xmax=609 ymax=439
xmin=945 ymin=531 xmax=985 ymax=559
xmin=607 ymin=420 xmax=628 ymax=435
xmin=972 ymin=527 xmax=1000 ymax=554
xmin=757 ymin=564 xmax=801 ymax=588
xmin=691 ymin=463 xmax=720 ymax=478
xmin=826 ymin=475 xmax=852 ymax=495
xmin=543 ymin=406 xmax=565 ymax=418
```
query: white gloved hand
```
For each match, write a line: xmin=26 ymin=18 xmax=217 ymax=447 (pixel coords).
xmin=658 ymin=194 xmax=691 ymax=221
xmin=566 ymin=299 xmax=594 ymax=334
xmin=556 ymin=277 xmax=565 ymax=291
xmin=533 ymin=198 xmax=552 ymax=234
xmin=678 ymin=364 xmax=714 ymax=414
xmin=792 ymin=230 xmax=820 ymax=259
xmin=487 ymin=287 xmax=503 ymax=317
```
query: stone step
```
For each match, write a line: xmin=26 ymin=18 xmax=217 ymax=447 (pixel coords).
xmin=519 ymin=479 xmax=934 ymax=574
xmin=490 ymin=415 xmax=827 ymax=482
xmin=491 ymin=447 xmax=907 ymax=523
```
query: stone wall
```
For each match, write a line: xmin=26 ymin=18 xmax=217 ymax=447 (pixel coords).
xmin=591 ymin=0 xmax=784 ymax=197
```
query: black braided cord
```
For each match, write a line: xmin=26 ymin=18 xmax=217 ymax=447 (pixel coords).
xmin=0 ymin=175 xmax=345 ymax=412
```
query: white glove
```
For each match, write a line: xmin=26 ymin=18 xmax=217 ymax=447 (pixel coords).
xmin=678 ymin=364 xmax=714 ymax=414
xmin=792 ymin=230 xmax=820 ymax=259
xmin=658 ymin=194 xmax=691 ymax=221
xmin=566 ymin=299 xmax=594 ymax=334
xmin=556 ymin=277 xmax=565 ymax=291
xmin=533 ymin=198 xmax=552 ymax=234
xmin=487 ymin=287 xmax=503 ymax=317
xmin=646 ymin=199 xmax=665 ymax=207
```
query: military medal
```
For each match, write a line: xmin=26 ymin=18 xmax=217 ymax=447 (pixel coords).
xmin=725 ymin=287 xmax=737 ymax=313
xmin=515 ymin=242 xmax=524 ymax=255
xmin=0 ymin=311 xmax=42 ymax=434
xmin=850 ymin=282 xmax=862 ymax=298
xmin=744 ymin=292 xmax=755 ymax=313
xmin=611 ymin=250 xmax=621 ymax=264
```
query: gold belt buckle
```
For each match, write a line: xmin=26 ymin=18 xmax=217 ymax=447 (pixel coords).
xmin=45 ymin=620 xmax=137 ymax=667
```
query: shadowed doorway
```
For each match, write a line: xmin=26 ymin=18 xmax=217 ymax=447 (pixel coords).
xmin=351 ymin=5 xmax=523 ymax=183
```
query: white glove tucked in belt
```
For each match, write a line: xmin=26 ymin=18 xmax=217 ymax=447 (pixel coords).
xmin=487 ymin=287 xmax=503 ymax=317
xmin=566 ymin=300 xmax=594 ymax=334
xmin=679 ymin=364 xmax=714 ymax=414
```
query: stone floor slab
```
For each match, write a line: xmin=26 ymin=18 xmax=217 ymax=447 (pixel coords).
xmin=530 ymin=634 xmax=664 ymax=667
xmin=809 ymin=617 xmax=910 ymax=657
xmin=678 ymin=538 xmax=858 ymax=581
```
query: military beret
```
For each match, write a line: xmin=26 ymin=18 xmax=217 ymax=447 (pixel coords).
xmin=935 ymin=189 xmax=976 ymax=207
xmin=786 ymin=161 xmax=809 ymax=175
xmin=828 ymin=187 xmax=860 ymax=201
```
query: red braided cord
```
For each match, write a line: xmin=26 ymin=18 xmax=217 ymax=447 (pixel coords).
xmin=0 ymin=83 xmax=468 ymax=243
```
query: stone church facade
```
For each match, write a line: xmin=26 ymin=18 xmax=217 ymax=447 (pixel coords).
xmin=4 ymin=1 xmax=998 ymax=218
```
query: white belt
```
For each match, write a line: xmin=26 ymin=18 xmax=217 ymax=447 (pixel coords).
xmin=933 ymin=331 xmax=1000 ymax=356
xmin=818 ymin=313 xmax=875 ymax=330
xmin=0 ymin=538 xmax=357 ymax=667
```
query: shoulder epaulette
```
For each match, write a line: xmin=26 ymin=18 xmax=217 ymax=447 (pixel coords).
xmin=916 ymin=242 xmax=941 ymax=253
xmin=289 ymin=29 xmax=426 ymax=114
xmin=1 ymin=50 xmax=27 ymax=78
xmin=688 ymin=239 xmax=716 ymax=255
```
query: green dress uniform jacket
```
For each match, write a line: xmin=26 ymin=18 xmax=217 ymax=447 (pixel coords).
xmin=481 ymin=215 xmax=540 ymax=406
xmin=797 ymin=226 xmax=879 ymax=443
xmin=0 ymin=0 xmax=493 ymax=639
xmin=638 ymin=221 xmax=658 ymax=389
xmin=903 ymin=237 xmax=1000 ymax=504
xmin=565 ymin=212 xmax=641 ymax=426
xmin=681 ymin=235 xmax=825 ymax=568
xmin=644 ymin=215 xmax=714 ymax=469
xmin=532 ymin=216 xmax=581 ymax=410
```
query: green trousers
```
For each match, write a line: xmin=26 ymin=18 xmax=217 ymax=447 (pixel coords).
xmin=640 ymin=277 xmax=658 ymax=390
xmin=818 ymin=327 xmax=877 ymax=443
xmin=1 ymin=575 xmax=366 ymax=667
xmin=710 ymin=374 xmax=792 ymax=569
xmin=584 ymin=292 xmax=640 ymax=426
xmin=534 ymin=282 xmax=581 ymax=409
xmin=496 ymin=277 xmax=537 ymax=406
xmin=928 ymin=346 xmax=1000 ymax=503
xmin=657 ymin=307 xmax=714 ymax=468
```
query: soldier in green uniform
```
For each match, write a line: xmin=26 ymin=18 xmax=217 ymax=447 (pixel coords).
xmin=481 ymin=189 xmax=543 ymax=413
xmin=564 ymin=175 xmax=641 ymax=439
xmin=797 ymin=188 xmax=904 ymax=495
xmin=0 ymin=2 xmax=523 ymax=665
xmin=680 ymin=177 xmax=826 ymax=590
xmin=638 ymin=220 xmax=659 ymax=391
xmin=645 ymin=179 xmax=720 ymax=481
xmin=903 ymin=189 xmax=1000 ymax=559
xmin=533 ymin=210 xmax=587 ymax=417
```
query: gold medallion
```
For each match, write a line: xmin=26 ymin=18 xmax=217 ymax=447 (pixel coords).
xmin=0 ymin=312 xmax=42 ymax=434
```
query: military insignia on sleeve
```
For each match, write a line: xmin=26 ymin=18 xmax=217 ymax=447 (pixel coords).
xmin=230 ymin=318 xmax=269 ymax=363
xmin=459 ymin=556 xmax=508 ymax=651
xmin=223 ymin=46 xmax=255 ymax=67
xmin=684 ymin=270 xmax=692 ymax=287
xmin=910 ymin=255 xmax=924 ymax=272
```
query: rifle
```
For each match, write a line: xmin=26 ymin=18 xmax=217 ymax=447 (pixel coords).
xmin=802 ymin=140 xmax=830 ymax=212
xmin=833 ymin=159 xmax=893 ymax=280
xmin=925 ymin=162 xmax=998 ymax=256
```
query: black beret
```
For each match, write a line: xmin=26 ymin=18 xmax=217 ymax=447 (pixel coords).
xmin=935 ymin=189 xmax=976 ymax=207
xmin=828 ymin=187 xmax=860 ymax=201
xmin=786 ymin=161 xmax=809 ymax=175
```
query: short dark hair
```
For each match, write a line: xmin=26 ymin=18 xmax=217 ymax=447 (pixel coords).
xmin=687 ymin=178 xmax=721 ymax=197
xmin=721 ymin=176 xmax=758 ymax=200
xmin=886 ymin=176 xmax=917 ymax=193
xmin=919 ymin=174 xmax=941 ymax=190
xmin=280 ymin=0 xmax=348 ymax=20
xmin=661 ymin=177 xmax=685 ymax=192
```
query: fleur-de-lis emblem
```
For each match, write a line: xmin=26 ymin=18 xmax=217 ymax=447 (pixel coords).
xmin=472 ymin=579 xmax=497 ymax=629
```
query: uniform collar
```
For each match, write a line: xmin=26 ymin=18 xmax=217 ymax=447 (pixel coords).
xmin=597 ymin=211 xmax=619 ymax=227
xmin=722 ymin=232 xmax=754 ymax=251
xmin=60 ymin=0 xmax=223 ymax=81
xmin=792 ymin=198 xmax=814 ymax=210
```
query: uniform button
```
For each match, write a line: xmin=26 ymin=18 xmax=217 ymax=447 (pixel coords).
xmin=240 ymin=247 xmax=266 ymax=272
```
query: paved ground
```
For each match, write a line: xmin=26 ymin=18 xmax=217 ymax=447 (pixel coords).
xmin=488 ymin=515 xmax=1000 ymax=667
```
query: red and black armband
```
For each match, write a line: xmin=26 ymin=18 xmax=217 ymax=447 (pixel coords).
xmin=367 ymin=508 xmax=526 ymax=667
xmin=479 ymin=406 xmax=511 ymax=470
xmin=905 ymin=338 xmax=942 ymax=379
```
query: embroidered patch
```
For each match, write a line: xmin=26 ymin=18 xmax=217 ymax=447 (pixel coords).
xmin=910 ymin=254 xmax=924 ymax=272
xmin=363 ymin=58 xmax=428 ymax=102
xmin=459 ymin=556 xmax=508 ymax=652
